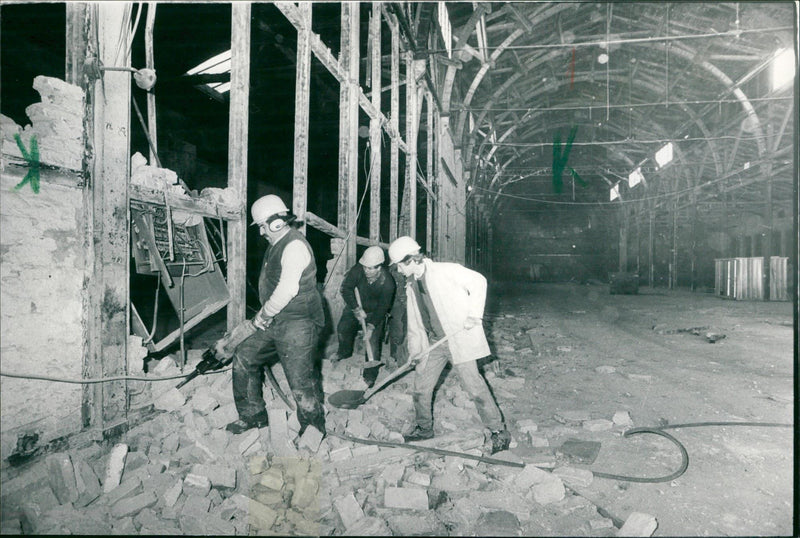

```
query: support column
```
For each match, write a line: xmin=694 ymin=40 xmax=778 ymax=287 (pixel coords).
xmin=619 ymin=207 xmax=628 ymax=272
xmin=404 ymin=52 xmax=418 ymax=238
xmin=227 ymin=3 xmax=251 ymax=329
xmin=87 ymin=2 xmax=131 ymax=434
xmin=763 ymin=124 xmax=774 ymax=300
xmin=389 ymin=14 xmax=400 ymax=241
xmin=368 ymin=3 xmax=382 ymax=242
xmin=426 ymin=93 xmax=434 ymax=251
xmin=293 ymin=2 xmax=312 ymax=235
xmin=338 ymin=3 xmax=360 ymax=267
xmin=671 ymin=197 xmax=678 ymax=289
xmin=648 ymin=205 xmax=654 ymax=287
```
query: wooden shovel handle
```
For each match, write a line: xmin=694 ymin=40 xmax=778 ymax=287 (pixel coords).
xmin=361 ymin=330 xmax=460 ymax=400
xmin=354 ymin=288 xmax=376 ymax=363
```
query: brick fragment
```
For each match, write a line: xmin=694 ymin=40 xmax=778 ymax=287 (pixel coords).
xmin=298 ymin=425 xmax=324 ymax=453
xmin=237 ymin=429 xmax=259 ymax=454
xmin=154 ymin=388 xmax=186 ymax=412
xmin=103 ymin=444 xmax=128 ymax=493
xmin=328 ymin=446 xmax=352 ymax=461
xmin=45 ymin=453 xmax=78 ymax=505
xmin=583 ymin=419 xmax=614 ymax=431
xmin=190 ymin=464 xmax=236 ymax=489
xmin=164 ymin=478 xmax=183 ymax=508
xmin=104 ymin=477 xmax=143 ymax=506
xmin=73 ymin=457 xmax=102 ymax=508
xmin=553 ymin=466 xmax=593 ymax=488
xmin=384 ymin=486 xmax=429 ymax=510
xmin=259 ymin=467 xmax=284 ymax=490
xmin=248 ymin=499 xmax=278 ymax=530
xmin=333 ymin=492 xmax=364 ymax=529
xmin=183 ymin=473 xmax=211 ymax=497
xmin=618 ymin=512 xmax=658 ymax=537
xmin=111 ymin=491 xmax=158 ymax=518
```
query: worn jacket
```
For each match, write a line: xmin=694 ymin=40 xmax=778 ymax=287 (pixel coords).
xmin=340 ymin=264 xmax=395 ymax=326
xmin=405 ymin=258 xmax=490 ymax=365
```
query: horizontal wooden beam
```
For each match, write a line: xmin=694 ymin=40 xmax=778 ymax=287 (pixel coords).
xmin=130 ymin=184 xmax=241 ymax=219
xmin=304 ymin=211 xmax=389 ymax=248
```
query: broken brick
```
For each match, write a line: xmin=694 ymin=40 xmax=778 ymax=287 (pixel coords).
xmin=298 ymin=425 xmax=324 ymax=453
xmin=190 ymin=464 xmax=236 ymax=489
xmin=111 ymin=491 xmax=158 ymax=518
xmin=333 ymin=492 xmax=364 ymax=529
xmin=45 ymin=453 xmax=78 ymax=505
xmin=618 ymin=512 xmax=658 ymax=537
xmin=384 ymin=487 xmax=429 ymax=510
xmin=104 ymin=477 xmax=143 ymax=506
xmin=103 ymin=444 xmax=129 ymax=493
xmin=183 ymin=473 xmax=211 ymax=497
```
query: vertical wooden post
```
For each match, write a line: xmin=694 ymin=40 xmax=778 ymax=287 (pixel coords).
xmin=338 ymin=3 xmax=359 ymax=267
xmin=88 ymin=2 xmax=131 ymax=433
xmin=66 ymin=3 xmax=88 ymax=85
xmin=369 ymin=3 xmax=382 ymax=242
xmin=690 ymin=185 xmax=698 ymax=291
xmin=145 ymin=3 xmax=157 ymax=165
xmin=293 ymin=2 xmax=312 ymax=235
xmin=405 ymin=53 xmax=417 ymax=238
xmin=389 ymin=14 xmax=400 ymax=241
xmin=426 ymin=94 xmax=434 ymax=251
xmin=227 ymin=2 xmax=251 ymax=330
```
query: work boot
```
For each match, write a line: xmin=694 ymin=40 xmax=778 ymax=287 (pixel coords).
xmin=403 ymin=425 xmax=434 ymax=443
xmin=489 ymin=429 xmax=512 ymax=455
xmin=225 ymin=412 xmax=268 ymax=434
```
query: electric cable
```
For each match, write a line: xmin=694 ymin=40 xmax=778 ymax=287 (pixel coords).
xmin=0 ymin=368 xmax=231 ymax=384
xmin=141 ymin=271 xmax=161 ymax=345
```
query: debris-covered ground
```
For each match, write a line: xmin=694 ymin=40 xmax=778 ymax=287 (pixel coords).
xmin=0 ymin=282 xmax=793 ymax=536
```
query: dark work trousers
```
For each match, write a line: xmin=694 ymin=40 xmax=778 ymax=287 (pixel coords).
xmin=336 ymin=310 xmax=385 ymax=363
xmin=232 ymin=317 xmax=326 ymax=434
xmin=388 ymin=300 xmax=408 ymax=364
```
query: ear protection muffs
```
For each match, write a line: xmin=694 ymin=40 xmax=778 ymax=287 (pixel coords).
xmin=266 ymin=215 xmax=285 ymax=233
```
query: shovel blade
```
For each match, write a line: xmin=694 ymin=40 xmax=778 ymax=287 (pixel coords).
xmin=328 ymin=389 xmax=367 ymax=409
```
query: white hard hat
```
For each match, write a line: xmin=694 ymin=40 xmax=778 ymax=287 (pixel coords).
xmin=359 ymin=246 xmax=385 ymax=267
xmin=250 ymin=195 xmax=289 ymax=226
xmin=388 ymin=236 xmax=421 ymax=265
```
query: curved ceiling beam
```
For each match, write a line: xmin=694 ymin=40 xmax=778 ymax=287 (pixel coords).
xmin=441 ymin=5 xmax=488 ymax=115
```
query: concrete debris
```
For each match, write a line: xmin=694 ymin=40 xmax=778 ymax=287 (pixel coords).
xmin=154 ymin=388 xmax=186 ymax=412
xmin=516 ymin=418 xmax=538 ymax=434
xmin=259 ymin=468 xmax=284 ymax=490
xmin=346 ymin=515 xmax=392 ymax=535
xmin=183 ymin=473 xmax=211 ymax=497
xmin=236 ymin=429 xmax=260 ymax=454
xmin=298 ymin=425 xmax=324 ymax=453
xmin=103 ymin=444 xmax=129 ymax=493
xmin=73 ymin=457 xmax=102 ymax=507
xmin=333 ymin=492 xmax=364 ymax=529
xmin=613 ymin=410 xmax=634 ymax=426
xmin=406 ymin=471 xmax=432 ymax=487
xmin=595 ymin=365 xmax=616 ymax=374
xmin=528 ymin=433 xmax=550 ymax=447
xmin=384 ymin=486 xmax=429 ymax=510
xmin=328 ymin=446 xmax=353 ymax=461
xmin=45 ymin=453 xmax=78 ymax=505
xmin=191 ymin=464 xmax=236 ymax=489
xmin=111 ymin=491 xmax=158 ymax=518
xmin=474 ymin=510 xmax=522 ymax=537
xmin=583 ymin=419 xmax=614 ymax=431
xmin=590 ymin=517 xmax=615 ymax=529
xmin=104 ymin=477 xmax=143 ymax=506
xmin=618 ymin=512 xmax=658 ymax=537
xmin=626 ymin=373 xmax=653 ymax=382
xmin=163 ymin=479 xmax=183 ymax=508
xmin=554 ymin=410 xmax=592 ymax=423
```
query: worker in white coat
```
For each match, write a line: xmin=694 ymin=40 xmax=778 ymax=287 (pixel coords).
xmin=388 ymin=236 xmax=511 ymax=454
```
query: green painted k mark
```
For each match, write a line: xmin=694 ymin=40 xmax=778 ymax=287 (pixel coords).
xmin=13 ymin=133 xmax=40 ymax=193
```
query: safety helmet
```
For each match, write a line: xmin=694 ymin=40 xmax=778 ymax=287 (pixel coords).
xmin=359 ymin=246 xmax=385 ymax=267
xmin=250 ymin=195 xmax=289 ymax=226
xmin=388 ymin=236 xmax=421 ymax=265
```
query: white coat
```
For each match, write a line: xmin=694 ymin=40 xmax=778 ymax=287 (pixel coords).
xmin=405 ymin=258 xmax=491 ymax=365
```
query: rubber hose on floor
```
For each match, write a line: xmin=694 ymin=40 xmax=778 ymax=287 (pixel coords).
xmin=329 ymin=421 xmax=792 ymax=483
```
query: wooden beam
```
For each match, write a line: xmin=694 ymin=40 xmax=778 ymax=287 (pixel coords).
xmin=305 ymin=211 xmax=389 ymax=249
xmin=65 ymin=3 xmax=88 ymax=86
xmin=145 ymin=3 xmax=158 ymax=165
xmin=293 ymin=2 xmax=312 ymax=235
xmin=226 ymin=2 xmax=250 ymax=330
xmin=88 ymin=2 xmax=131 ymax=433
xmin=405 ymin=53 xmax=418 ymax=238
xmin=369 ymin=3 xmax=382 ymax=242
xmin=390 ymin=16 xmax=400 ymax=241
xmin=338 ymin=3 xmax=360 ymax=267
xmin=426 ymin=92 xmax=434 ymax=252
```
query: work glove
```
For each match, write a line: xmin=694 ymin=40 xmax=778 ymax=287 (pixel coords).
xmin=213 ymin=337 xmax=233 ymax=360
xmin=463 ymin=316 xmax=482 ymax=330
xmin=253 ymin=310 xmax=274 ymax=331
xmin=353 ymin=307 xmax=367 ymax=322
xmin=213 ymin=319 xmax=257 ymax=359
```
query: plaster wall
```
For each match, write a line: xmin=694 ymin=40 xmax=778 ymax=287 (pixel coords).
xmin=0 ymin=169 xmax=86 ymax=459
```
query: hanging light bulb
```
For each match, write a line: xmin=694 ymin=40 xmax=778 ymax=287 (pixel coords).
xmin=597 ymin=53 xmax=609 ymax=65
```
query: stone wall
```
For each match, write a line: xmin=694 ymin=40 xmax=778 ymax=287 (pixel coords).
xmin=0 ymin=76 xmax=87 ymax=461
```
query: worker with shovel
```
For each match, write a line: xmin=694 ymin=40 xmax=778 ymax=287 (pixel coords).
xmin=213 ymin=195 xmax=326 ymax=437
xmin=332 ymin=246 xmax=395 ymax=387
xmin=388 ymin=236 xmax=511 ymax=455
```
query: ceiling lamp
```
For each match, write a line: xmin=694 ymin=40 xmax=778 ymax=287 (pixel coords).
xmin=597 ymin=53 xmax=609 ymax=65
xmin=628 ymin=167 xmax=644 ymax=187
xmin=654 ymin=142 xmax=674 ymax=168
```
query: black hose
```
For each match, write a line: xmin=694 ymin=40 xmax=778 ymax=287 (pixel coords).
xmin=329 ymin=421 xmax=792 ymax=484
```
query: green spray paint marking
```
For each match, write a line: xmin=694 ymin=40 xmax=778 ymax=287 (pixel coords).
xmin=552 ymin=126 xmax=586 ymax=193
xmin=13 ymin=133 xmax=40 ymax=193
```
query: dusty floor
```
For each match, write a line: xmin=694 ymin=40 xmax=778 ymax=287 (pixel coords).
xmin=0 ymin=281 xmax=794 ymax=536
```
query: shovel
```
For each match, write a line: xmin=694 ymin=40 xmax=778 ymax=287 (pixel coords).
xmin=327 ymin=331 xmax=456 ymax=409
xmin=354 ymin=288 xmax=382 ymax=386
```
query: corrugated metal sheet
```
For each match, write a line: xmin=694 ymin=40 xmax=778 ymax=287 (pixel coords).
xmin=714 ymin=257 xmax=789 ymax=301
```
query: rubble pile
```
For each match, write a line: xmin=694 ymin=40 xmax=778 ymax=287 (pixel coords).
xmin=1 ymin=76 xmax=85 ymax=171
xmin=0 ymin=315 xmax=657 ymax=536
